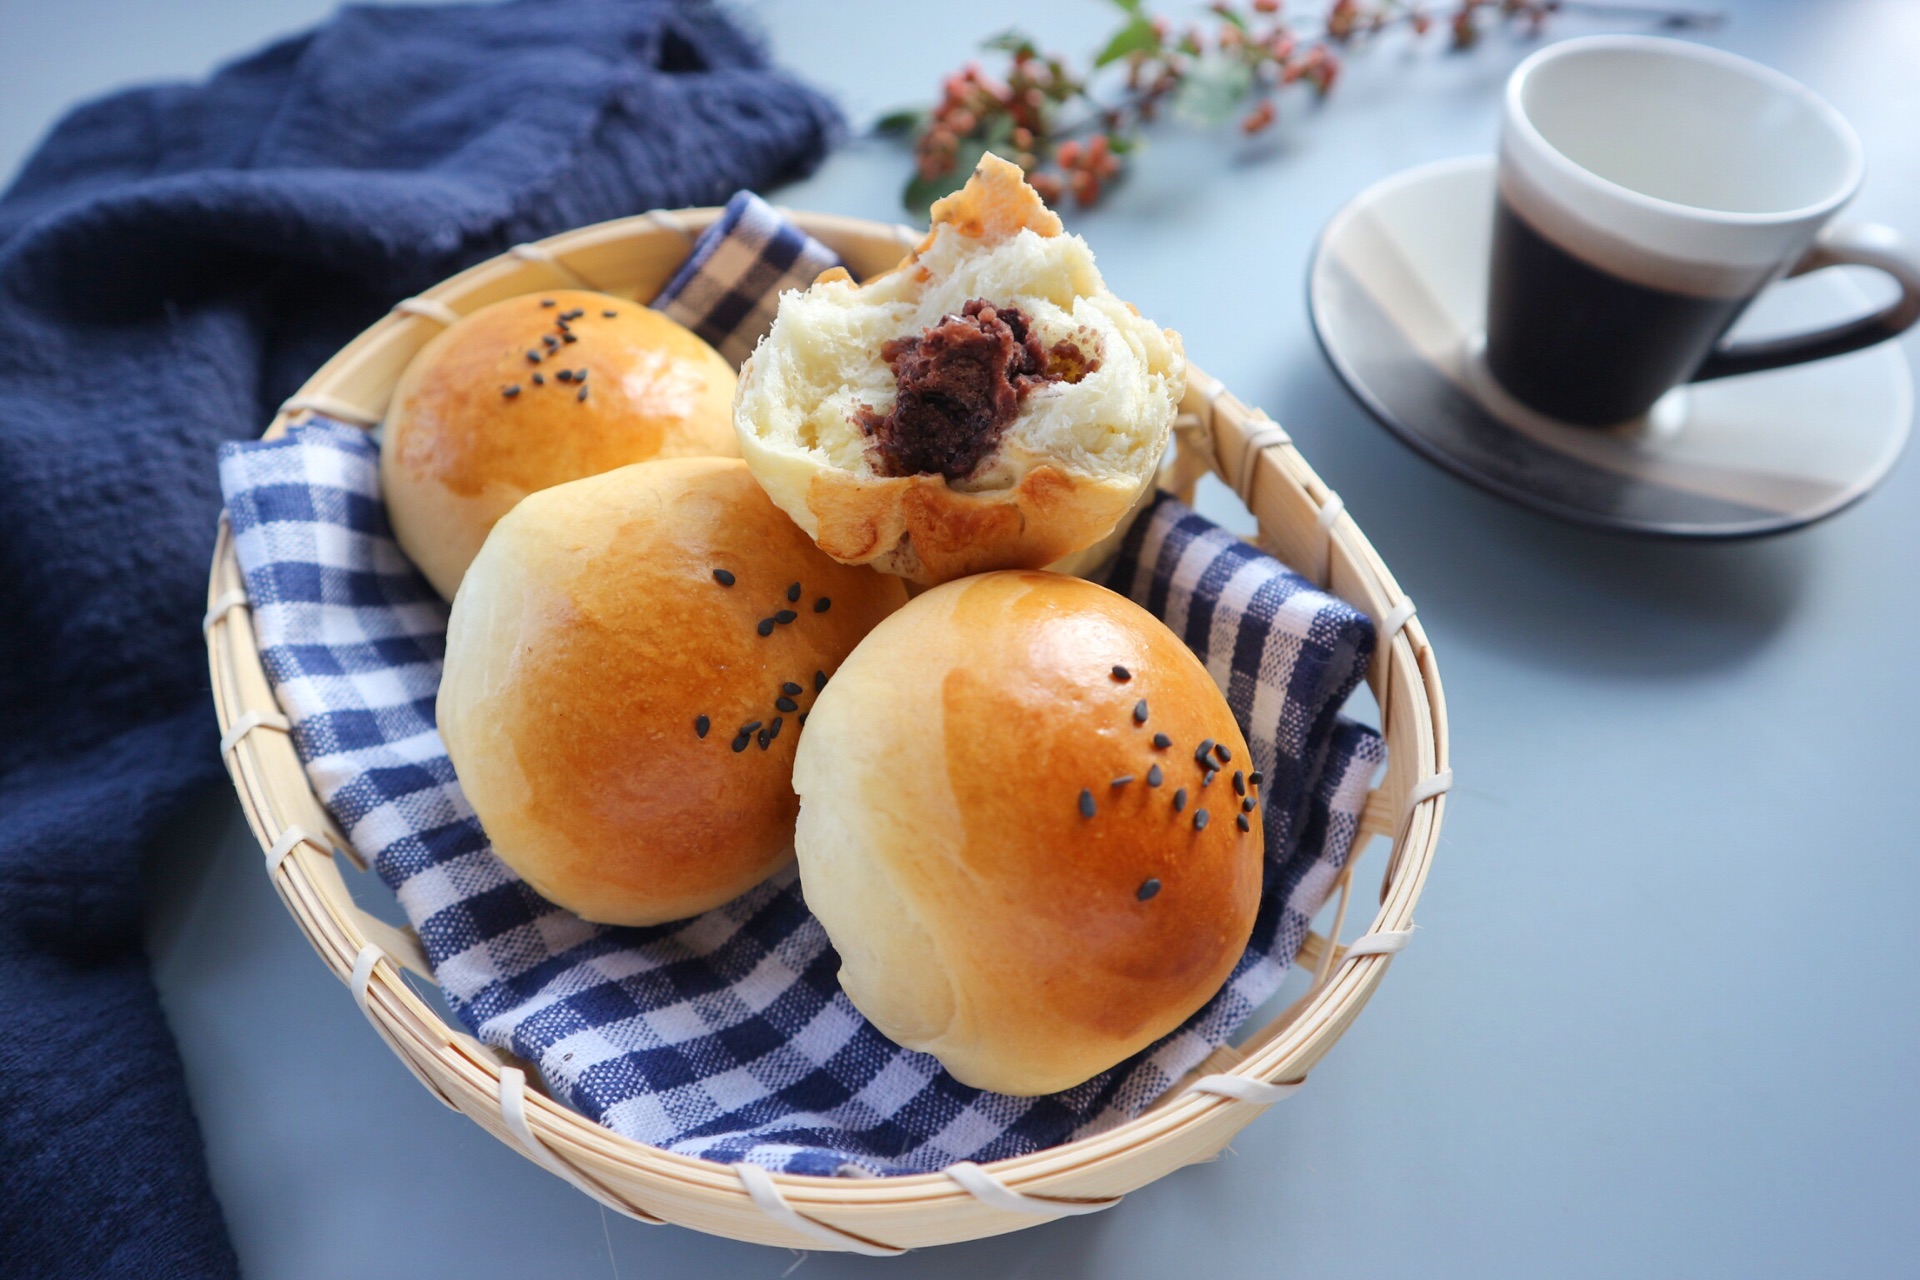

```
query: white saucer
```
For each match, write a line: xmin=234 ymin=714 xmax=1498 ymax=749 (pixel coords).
xmin=1308 ymin=156 xmax=1914 ymax=537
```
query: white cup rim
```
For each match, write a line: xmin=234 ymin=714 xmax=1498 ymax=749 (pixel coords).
xmin=1504 ymin=34 xmax=1865 ymax=229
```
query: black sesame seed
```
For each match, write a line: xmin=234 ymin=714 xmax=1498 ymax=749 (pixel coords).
xmin=1237 ymin=813 xmax=1251 ymax=832
xmin=577 ymin=386 xmax=588 ymax=402
xmin=1137 ymin=878 xmax=1162 ymax=902
xmin=526 ymin=350 xmax=542 ymax=363
xmin=562 ymin=332 xmax=578 ymax=343
xmin=1233 ymin=771 xmax=1246 ymax=796
xmin=1194 ymin=809 xmax=1210 ymax=831
xmin=602 ymin=309 xmax=618 ymax=318
xmin=1153 ymin=732 xmax=1172 ymax=750
xmin=781 ymin=682 xmax=803 ymax=696
xmin=556 ymin=319 xmax=570 ymax=332
xmin=1111 ymin=665 xmax=1131 ymax=682
xmin=541 ymin=298 xmax=556 ymax=307
xmin=695 ymin=715 xmax=710 ymax=738
xmin=814 ymin=670 xmax=828 ymax=692
xmin=740 ymin=721 xmax=763 ymax=735
xmin=814 ymin=597 xmax=831 ymax=613
xmin=757 ymin=617 xmax=776 ymax=637
xmin=786 ymin=582 xmax=801 ymax=603
xmin=797 ymin=711 xmax=808 ymax=725
xmin=1242 ymin=797 xmax=1256 ymax=813
xmin=562 ymin=308 xmax=585 ymax=320
xmin=556 ymin=369 xmax=574 ymax=383
xmin=574 ymin=368 xmax=587 ymax=381
xmin=1133 ymin=700 xmax=1149 ymax=725
xmin=1214 ymin=743 xmax=1232 ymax=764
xmin=1250 ymin=771 xmax=1264 ymax=788
xmin=1078 ymin=789 xmax=1096 ymax=819
xmin=768 ymin=716 xmax=783 ymax=740
xmin=1195 ymin=740 xmax=1215 ymax=765
xmin=542 ymin=334 xmax=559 ymax=348
xmin=532 ymin=372 xmax=545 ymax=385
xmin=731 ymin=735 xmax=749 ymax=753
xmin=1202 ymin=768 xmax=1217 ymax=788
xmin=775 ymin=609 xmax=797 ymax=625
xmin=713 ymin=569 xmax=736 ymax=586
xmin=1147 ymin=764 xmax=1164 ymax=787
xmin=757 ymin=730 xmax=771 ymax=749
xmin=1111 ymin=775 xmax=1134 ymax=788
xmin=503 ymin=384 xmax=521 ymax=398
xmin=775 ymin=696 xmax=798 ymax=713
xmin=1173 ymin=788 xmax=1188 ymax=812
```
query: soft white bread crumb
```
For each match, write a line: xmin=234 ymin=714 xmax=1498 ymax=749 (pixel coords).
xmin=734 ymin=154 xmax=1185 ymax=585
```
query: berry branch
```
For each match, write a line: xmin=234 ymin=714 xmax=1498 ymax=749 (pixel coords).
xmin=877 ymin=0 xmax=1724 ymax=211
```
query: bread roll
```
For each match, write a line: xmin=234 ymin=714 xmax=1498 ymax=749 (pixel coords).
xmin=734 ymin=153 xmax=1186 ymax=586
xmin=384 ymin=290 xmax=737 ymax=598
xmin=793 ymin=571 xmax=1263 ymax=1095
xmin=439 ymin=457 xmax=908 ymax=926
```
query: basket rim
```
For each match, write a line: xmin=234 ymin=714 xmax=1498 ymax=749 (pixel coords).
xmin=204 ymin=204 xmax=1450 ymax=1247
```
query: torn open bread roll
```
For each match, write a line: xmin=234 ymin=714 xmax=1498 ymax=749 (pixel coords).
xmin=733 ymin=153 xmax=1186 ymax=585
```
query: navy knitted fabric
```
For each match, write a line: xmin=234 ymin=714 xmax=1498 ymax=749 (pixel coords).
xmin=0 ymin=3 xmax=840 ymax=1275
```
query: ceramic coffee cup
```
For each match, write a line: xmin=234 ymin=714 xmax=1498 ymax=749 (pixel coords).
xmin=1486 ymin=35 xmax=1920 ymax=428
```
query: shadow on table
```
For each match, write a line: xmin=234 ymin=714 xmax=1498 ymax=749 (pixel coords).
xmin=1272 ymin=348 xmax=1819 ymax=681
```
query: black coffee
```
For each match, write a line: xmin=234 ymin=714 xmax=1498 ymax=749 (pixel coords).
xmin=1485 ymin=196 xmax=1750 ymax=426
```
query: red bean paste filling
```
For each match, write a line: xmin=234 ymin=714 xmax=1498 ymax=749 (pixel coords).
xmin=856 ymin=298 xmax=1097 ymax=481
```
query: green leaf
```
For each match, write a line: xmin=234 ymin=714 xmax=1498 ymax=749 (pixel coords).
xmin=872 ymin=108 xmax=925 ymax=137
xmin=903 ymin=139 xmax=989 ymax=212
xmin=1171 ymin=56 xmax=1254 ymax=126
xmin=1107 ymin=0 xmax=1146 ymax=14
xmin=1214 ymin=6 xmax=1248 ymax=32
xmin=982 ymin=28 xmax=1038 ymax=56
xmin=1094 ymin=15 xmax=1161 ymax=67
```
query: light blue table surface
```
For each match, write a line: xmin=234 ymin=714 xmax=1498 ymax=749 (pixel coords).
xmin=7 ymin=2 xmax=1917 ymax=1275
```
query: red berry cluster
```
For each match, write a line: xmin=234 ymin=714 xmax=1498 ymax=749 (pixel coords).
xmin=884 ymin=0 xmax=1718 ymax=212
xmin=1043 ymin=136 xmax=1123 ymax=208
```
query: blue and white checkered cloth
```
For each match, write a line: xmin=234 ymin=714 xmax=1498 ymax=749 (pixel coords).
xmin=215 ymin=195 xmax=1383 ymax=1176
xmin=654 ymin=191 xmax=842 ymax=366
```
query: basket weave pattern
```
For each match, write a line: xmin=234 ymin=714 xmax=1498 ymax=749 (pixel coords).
xmin=204 ymin=208 xmax=1450 ymax=1252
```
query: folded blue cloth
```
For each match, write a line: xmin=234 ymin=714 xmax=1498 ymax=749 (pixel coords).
xmin=0 ymin=3 xmax=840 ymax=1274
xmin=216 ymin=203 xmax=1384 ymax=1176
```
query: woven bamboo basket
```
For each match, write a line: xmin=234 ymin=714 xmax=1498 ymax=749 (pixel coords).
xmin=204 ymin=206 xmax=1450 ymax=1253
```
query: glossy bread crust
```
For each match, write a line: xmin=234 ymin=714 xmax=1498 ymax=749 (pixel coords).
xmin=793 ymin=571 xmax=1263 ymax=1095
xmin=383 ymin=290 xmax=738 ymax=598
xmin=438 ymin=457 xmax=908 ymax=926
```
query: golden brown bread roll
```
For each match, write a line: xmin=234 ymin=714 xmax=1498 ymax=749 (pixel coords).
xmin=733 ymin=154 xmax=1186 ymax=586
xmin=792 ymin=571 xmax=1264 ymax=1095
xmin=438 ymin=457 xmax=908 ymax=926
xmin=383 ymin=290 xmax=738 ymax=598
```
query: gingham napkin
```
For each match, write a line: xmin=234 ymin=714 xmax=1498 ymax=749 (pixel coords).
xmin=654 ymin=191 xmax=843 ymax=365
xmin=215 ymin=198 xmax=1383 ymax=1175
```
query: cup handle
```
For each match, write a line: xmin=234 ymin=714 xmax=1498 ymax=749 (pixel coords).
xmin=1691 ymin=222 xmax=1920 ymax=382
